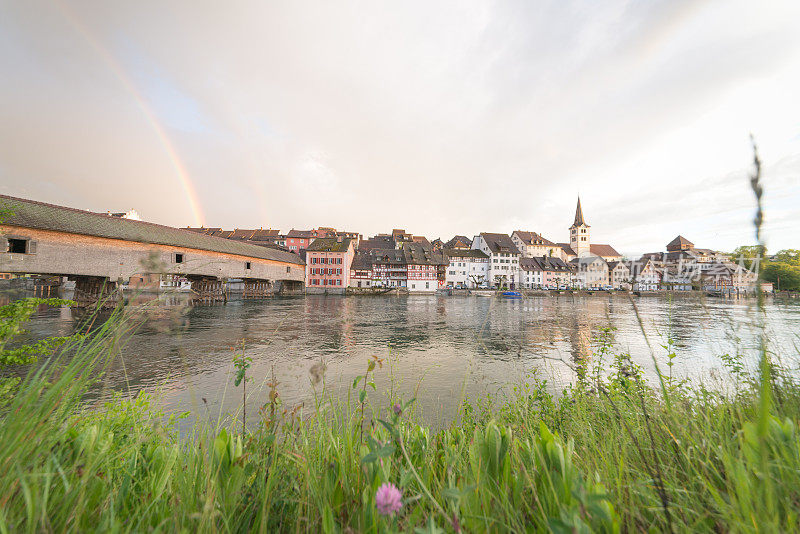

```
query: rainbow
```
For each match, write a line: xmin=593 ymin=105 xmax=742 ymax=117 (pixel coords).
xmin=53 ymin=1 xmax=205 ymax=226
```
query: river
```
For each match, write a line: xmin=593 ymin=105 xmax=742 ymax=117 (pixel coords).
xmin=10 ymin=293 xmax=800 ymax=430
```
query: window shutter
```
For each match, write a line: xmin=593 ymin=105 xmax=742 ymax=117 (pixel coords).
xmin=0 ymin=238 xmax=7 ymax=252
xmin=27 ymin=240 xmax=37 ymax=254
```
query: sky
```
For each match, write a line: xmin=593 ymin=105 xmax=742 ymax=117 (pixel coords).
xmin=1 ymin=0 xmax=799 ymax=257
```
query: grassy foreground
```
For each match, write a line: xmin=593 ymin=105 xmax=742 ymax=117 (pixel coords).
xmin=1 ymin=310 xmax=799 ymax=533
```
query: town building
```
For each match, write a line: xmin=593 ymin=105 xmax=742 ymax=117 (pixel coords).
xmin=519 ymin=256 xmax=573 ymax=288
xmin=472 ymin=233 xmax=521 ymax=289
xmin=305 ymin=237 xmax=356 ymax=294
xmin=607 ymin=261 xmax=631 ymax=290
xmin=628 ymin=258 xmax=661 ymax=291
xmin=444 ymin=248 xmax=490 ymax=288
xmin=349 ymin=252 xmax=374 ymax=288
xmin=519 ymin=258 xmax=543 ymax=288
xmin=511 ymin=231 xmax=560 ymax=258
xmin=372 ymin=248 xmax=407 ymax=288
xmin=106 ymin=209 xmax=142 ymax=221
xmin=403 ymin=242 xmax=442 ymax=292
xmin=570 ymin=256 xmax=609 ymax=289
xmin=444 ymin=235 xmax=472 ymax=250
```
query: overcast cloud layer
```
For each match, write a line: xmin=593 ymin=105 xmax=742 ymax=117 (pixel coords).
xmin=1 ymin=0 xmax=799 ymax=255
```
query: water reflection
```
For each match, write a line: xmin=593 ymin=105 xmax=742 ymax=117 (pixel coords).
xmin=9 ymin=293 xmax=800 ymax=429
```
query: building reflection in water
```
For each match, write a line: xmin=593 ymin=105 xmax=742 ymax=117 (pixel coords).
xmin=3 ymin=292 xmax=798 ymax=431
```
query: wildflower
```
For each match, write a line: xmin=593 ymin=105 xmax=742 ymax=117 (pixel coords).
xmin=393 ymin=403 xmax=402 ymax=416
xmin=375 ymin=483 xmax=403 ymax=515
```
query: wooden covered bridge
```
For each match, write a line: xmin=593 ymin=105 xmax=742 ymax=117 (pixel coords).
xmin=0 ymin=195 xmax=305 ymax=306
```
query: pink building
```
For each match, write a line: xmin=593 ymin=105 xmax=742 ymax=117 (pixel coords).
xmin=305 ymin=237 xmax=356 ymax=294
xmin=286 ymin=229 xmax=317 ymax=252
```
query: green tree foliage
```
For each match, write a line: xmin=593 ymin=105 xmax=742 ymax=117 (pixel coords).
xmin=762 ymin=262 xmax=800 ymax=291
xmin=772 ymin=249 xmax=800 ymax=265
xmin=730 ymin=245 xmax=765 ymax=269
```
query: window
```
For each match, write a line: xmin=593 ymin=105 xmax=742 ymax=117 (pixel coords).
xmin=337 ymin=279 xmax=341 ymax=285
xmin=174 ymin=253 xmax=184 ymax=264
xmin=286 ymin=266 xmax=291 ymax=273
xmin=245 ymin=262 xmax=251 ymax=270
xmin=7 ymin=238 xmax=28 ymax=254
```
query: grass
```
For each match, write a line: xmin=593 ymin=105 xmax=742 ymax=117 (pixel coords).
xmin=1 ymin=302 xmax=799 ymax=533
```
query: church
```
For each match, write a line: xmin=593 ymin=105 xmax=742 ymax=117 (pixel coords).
xmin=557 ymin=198 xmax=622 ymax=262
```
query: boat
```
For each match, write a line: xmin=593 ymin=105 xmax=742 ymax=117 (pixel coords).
xmin=502 ymin=291 xmax=522 ymax=299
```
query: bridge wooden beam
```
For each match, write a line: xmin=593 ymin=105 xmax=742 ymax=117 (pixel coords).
xmin=187 ymin=276 xmax=227 ymax=304
xmin=70 ymin=275 xmax=120 ymax=309
xmin=242 ymin=278 xmax=274 ymax=299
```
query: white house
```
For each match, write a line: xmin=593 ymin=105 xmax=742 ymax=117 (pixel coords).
xmin=519 ymin=257 xmax=544 ymax=288
xmin=444 ymin=249 xmax=489 ymax=288
xmin=472 ymin=233 xmax=521 ymax=289
xmin=628 ymin=258 xmax=661 ymax=291
xmin=511 ymin=231 xmax=560 ymax=258
xmin=403 ymin=242 xmax=441 ymax=293
xmin=570 ymin=255 xmax=609 ymax=289
xmin=607 ymin=261 xmax=631 ymax=290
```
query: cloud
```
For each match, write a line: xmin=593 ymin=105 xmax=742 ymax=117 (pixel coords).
xmin=1 ymin=0 xmax=798 ymax=251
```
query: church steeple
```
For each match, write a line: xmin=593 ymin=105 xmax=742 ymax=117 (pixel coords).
xmin=573 ymin=197 xmax=588 ymax=227
xmin=569 ymin=196 xmax=591 ymax=256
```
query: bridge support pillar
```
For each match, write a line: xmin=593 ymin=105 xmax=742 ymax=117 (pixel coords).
xmin=189 ymin=276 xmax=227 ymax=303
xmin=71 ymin=276 xmax=120 ymax=308
xmin=33 ymin=276 xmax=62 ymax=298
xmin=242 ymin=279 xmax=273 ymax=299
xmin=275 ymin=280 xmax=304 ymax=295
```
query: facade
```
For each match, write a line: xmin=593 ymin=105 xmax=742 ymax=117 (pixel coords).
xmin=628 ymin=258 xmax=661 ymax=291
xmin=403 ymin=242 xmax=441 ymax=292
xmin=519 ymin=256 xmax=572 ymax=288
xmin=511 ymin=231 xmax=560 ymax=258
xmin=607 ymin=261 xmax=631 ymax=289
xmin=349 ymin=252 xmax=373 ymax=288
xmin=372 ymin=249 xmax=407 ymax=288
xmin=305 ymin=237 xmax=356 ymax=293
xmin=444 ymin=249 xmax=490 ymax=288
xmin=286 ymin=229 xmax=318 ymax=252
xmin=700 ymin=263 xmax=758 ymax=293
xmin=570 ymin=256 xmax=609 ymax=289
xmin=519 ymin=258 xmax=544 ymax=288
xmin=472 ymin=233 xmax=521 ymax=289
xmin=539 ymin=256 xmax=573 ymax=287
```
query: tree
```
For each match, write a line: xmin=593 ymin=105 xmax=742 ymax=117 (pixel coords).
xmin=468 ymin=274 xmax=485 ymax=288
xmin=772 ymin=249 xmax=800 ymax=266
xmin=762 ymin=262 xmax=800 ymax=291
xmin=730 ymin=245 xmax=766 ymax=270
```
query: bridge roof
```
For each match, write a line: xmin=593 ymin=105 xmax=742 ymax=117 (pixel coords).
xmin=0 ymin=195 xmax=305 ymax=265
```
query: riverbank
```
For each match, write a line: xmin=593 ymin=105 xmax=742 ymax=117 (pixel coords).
xmin=2 ymin=308 xmax=799 ymax=532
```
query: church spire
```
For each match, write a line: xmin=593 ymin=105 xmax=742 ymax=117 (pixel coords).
xmin=573 ymin=197 xmax=587 ymax=227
